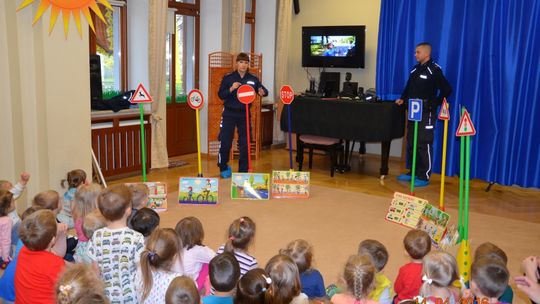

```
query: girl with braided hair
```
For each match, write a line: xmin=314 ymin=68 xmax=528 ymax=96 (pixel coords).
xmin=216 ymin=216 xmax=258 ymax=276
xmin=331 ymin=255 xmax=379 ymax=304
xmin=136 ymin=228 xmax=185 ymax=303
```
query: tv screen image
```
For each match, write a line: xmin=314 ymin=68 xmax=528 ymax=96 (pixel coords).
xmin=310 ymin=35 xmax=356 ymax=57
xmin=302 ymin=25 xmax=365 ymax=68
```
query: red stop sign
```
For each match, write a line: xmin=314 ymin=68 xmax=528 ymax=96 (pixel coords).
xmin=280 ymin=85 xmax=295 ymax=104
xmin=237 ymin=85 xmax=256 ymax=105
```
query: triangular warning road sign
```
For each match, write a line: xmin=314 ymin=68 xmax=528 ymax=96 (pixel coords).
xmin=131 ymin=83 xmax=153 ymax=103
xmin=438 ymin=98 xmax=450 ymax=120
xmin=456 ymin=110 xmax=476 ymax=136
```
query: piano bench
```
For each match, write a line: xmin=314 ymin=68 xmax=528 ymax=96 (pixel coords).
xmin=298 ymin=135 xmax=344 ymax=177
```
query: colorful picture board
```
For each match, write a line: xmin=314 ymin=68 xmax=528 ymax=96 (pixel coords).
xmin=386 ymin=192 xmax=455 ymax=245
xmin=231 ymin=173 xmax=270 ymax=200
xmin=126 ymin=182 xmax=167 ymax=211
xmin=271 ymin=170 xmax=310 ymax=199
xmin=179 ymin=177 xmax=219 ymax=205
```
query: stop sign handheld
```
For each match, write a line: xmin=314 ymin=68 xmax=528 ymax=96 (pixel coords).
xmin=237 ymin=85 xmax=256 ymax=104
xmin=280 ymin=85 xmax=295 ymax=104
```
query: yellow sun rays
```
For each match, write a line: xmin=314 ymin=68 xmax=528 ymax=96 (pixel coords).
xmin=17 ymin=0 xmax=113 ymax=38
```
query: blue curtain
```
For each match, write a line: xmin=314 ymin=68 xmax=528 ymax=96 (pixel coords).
xmin=376 ymin=0 xmax=540 ymax=188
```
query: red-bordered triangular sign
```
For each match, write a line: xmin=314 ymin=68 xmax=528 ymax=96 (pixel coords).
xmin=131 ymin=83 xmax=153 ymax=103
xmin=456 ymin=110 xmax=476 ymax=136
xmin=438 ymin=98 xmax=450 ymax=120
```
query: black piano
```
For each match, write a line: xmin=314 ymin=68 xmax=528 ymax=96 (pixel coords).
xmin=280 ymin=96 xmax=405 ymax=177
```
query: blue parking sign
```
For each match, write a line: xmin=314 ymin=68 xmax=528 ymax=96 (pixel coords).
xmin=408 ymin=99 xmax=423 ymax=121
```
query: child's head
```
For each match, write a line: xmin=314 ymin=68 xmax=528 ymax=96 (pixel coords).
xmin=279 ymin=239 xmax=313 ymax=274
xmin=236 ymin=268 xmax=272 ymax=304
xmin=98 ymin=184 xmax=132 ymax=222
xmin=358 ymin=239 xmax=389 ymax=272
xmin=130 ymin=208 xmax=160 ymax=237
xmin=0 ymin=190 xmax=14 ymax=216
xmin=61 ymin=169 xmax=87 ymax=189
xmin=224 ymin=216 xmax=256 ymax=252
xmin=165 ymin=276 xmax=200 ymax=304
xmin=73 ymin=183 xmax=102 ymax=220
xmin=128 ymin=183 xmax=149 ymax=210
xmin=470 ymin=257 xmax=509 ymax=299
xmin=420 ymin=251 xmax=459 ymax=296
xmin=474 ymin=242 xmax=508 ymax=265
xmin=140 ymin=228 xmax=182 ymax=301
xmin=264 ymin=254 xmax=302 ymax=304
xmin=0 ymin=180 xmax=13 ymax=191
xmin=33 ymin=190 xmax=60 ymax=212
xmin=55 ymin=263 xmax=107 ymax=304
xmin=209 ymin=252 xmax=241 ymax=293
xmin=404 ymin=229 xmax=431 ymax=260
xmin=83 ymin=211 xmax=107 ymax=240
xmin=19 ymin=209 xmax=57 ymax=251
xmin=175 ymin=216 xmax=205 ymax=250
xmin=21 ymin=205 xmax=43 ymax=221
xmin=342 ymin=255 xmax=376 ymax=300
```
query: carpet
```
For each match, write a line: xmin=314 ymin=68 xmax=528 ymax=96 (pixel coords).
xmin=159 ymin=181 xmax=537 ymax=303
xmin=168 ymin=160 xmax=189 ymax=168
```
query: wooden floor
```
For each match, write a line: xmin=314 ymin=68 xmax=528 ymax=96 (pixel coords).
xmin=115 ymin=147 xmax=540 ymax=224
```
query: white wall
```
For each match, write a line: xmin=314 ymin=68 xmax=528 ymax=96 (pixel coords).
xmin=199 ymin=0 xmax=223 ymax=153
xmin=286 ymin=0 xmax=402 ymax=157
xmin=254 ymin=0 xmax=276 ymax=103
xmin=0 ymin=2 xmax=91 ymax=210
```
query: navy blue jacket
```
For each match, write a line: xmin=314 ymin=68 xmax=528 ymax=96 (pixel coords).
xmin=400 ymin=58 xmax=452 ymax=108
xmin=218 ymin=71 xmax=268 ymax=111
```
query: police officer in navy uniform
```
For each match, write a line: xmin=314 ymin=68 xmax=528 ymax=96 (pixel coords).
xmin=217 ymin=52 xmax=268 ymax=178
xmin=395 ymin=42 xmax=452 ymax=187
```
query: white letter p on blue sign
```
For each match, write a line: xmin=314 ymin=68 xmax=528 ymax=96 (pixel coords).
xmin=408 ymin=99 xmax=423 ymax=121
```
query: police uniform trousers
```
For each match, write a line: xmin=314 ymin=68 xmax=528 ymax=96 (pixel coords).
xmin=406 ymin=108 xmax=436 ymax=181
xmin=218 ymin=108 xmax=252 ymax=173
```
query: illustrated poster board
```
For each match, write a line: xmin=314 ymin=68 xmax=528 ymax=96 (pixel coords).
xmin=271 ymin=170 xmax=310 ymax=199
xmin=231 ymin=173 xmax=270 ymax=200
xmin=126 ymin=182 xmax=167 ymax=211
xmin=386 ymin=192 xmax=454 ymax=245
xmin=179 ymin=177 xmax=219 ymax=205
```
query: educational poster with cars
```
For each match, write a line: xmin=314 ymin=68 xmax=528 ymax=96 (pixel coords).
xmin=271 ymin=170 xmax=310 ymax=199
xmin=127 ymin=182 xmax=168 ymax=211
xmin=386 ymin=192 xmax=454 ymax=246
xmin=178 ymin=177 xmax=219 ymax=205
xmin=231 ymin=173 xmax=270 ymax=200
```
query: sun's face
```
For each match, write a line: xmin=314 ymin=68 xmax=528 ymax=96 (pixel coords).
xmin=17 ymin=0 xmax=112 ymax=38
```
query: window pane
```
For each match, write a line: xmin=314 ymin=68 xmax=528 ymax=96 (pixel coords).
xmin=166 ymin=34 xmax=172 ymax=103
xmin=245 ymin=0 xmax=252 ymax=13
xmin=97 ymin=5 xmax=122 ymax=96
xmin=175 ymin=14 xmax=196 ymax=102
xmin=244 ymin=23 xmax=252 ymax=53
xmin=174 ymin=0 xmax=196 ymax=4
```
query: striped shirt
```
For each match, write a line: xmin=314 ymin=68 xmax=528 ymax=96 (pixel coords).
xmin=216 ymin=245 xmax=258 ymax=275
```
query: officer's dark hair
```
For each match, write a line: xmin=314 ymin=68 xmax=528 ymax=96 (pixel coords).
xmin=416 ymin=42 xmax=432 ymax=53
xmin=236 ymin=52 xmax=250 ymax=62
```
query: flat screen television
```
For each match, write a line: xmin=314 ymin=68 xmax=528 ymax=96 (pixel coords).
xmin=302 ymin=25 xmax=366 ymax=68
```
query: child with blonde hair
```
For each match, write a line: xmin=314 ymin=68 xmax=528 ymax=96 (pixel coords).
xmin=0 ymin=171 xmax=30 ymax=229
xmin=58 ymin=169 xmax=87 ymax=228
xmin=15 ymin=209 xmax=66 ymax=303
xmin=72 ymin=183 xmax=102 ymax=242
xmin=87 ymin=184 xmax=145 ymax=303
xmin=74 ymin=211 xmax=107 ymax=263
xmin=331 ymin=255 xmax=378 ymax=304
xmin=166 ymin=276 xmax=201 ymax=304
xmin=217 ymin=216 xmax=257 ymax=275
xmin=0 ymin=190 xmax=14 ymax=266
xmin=358 ymin=239 xmax=393 ymax=304
xmin=280 ymin=239 xmax=326 ymax=299
xmin=235 ymin=268 xmax=272 ymax=304
xmin=394 ymin=230 xmax=431 ymax=303
xmin=55 ymin=263 xmax=109 ymax=304
xmin=176 ymin=216 xmax=216 ymax=282
xmin=418 ymin=251 xmax=459 ymax=304
xmin=137 ymin=228 xmax=184 ymax=303
xmin=265 ymin=254 xmax=309 ymax=304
